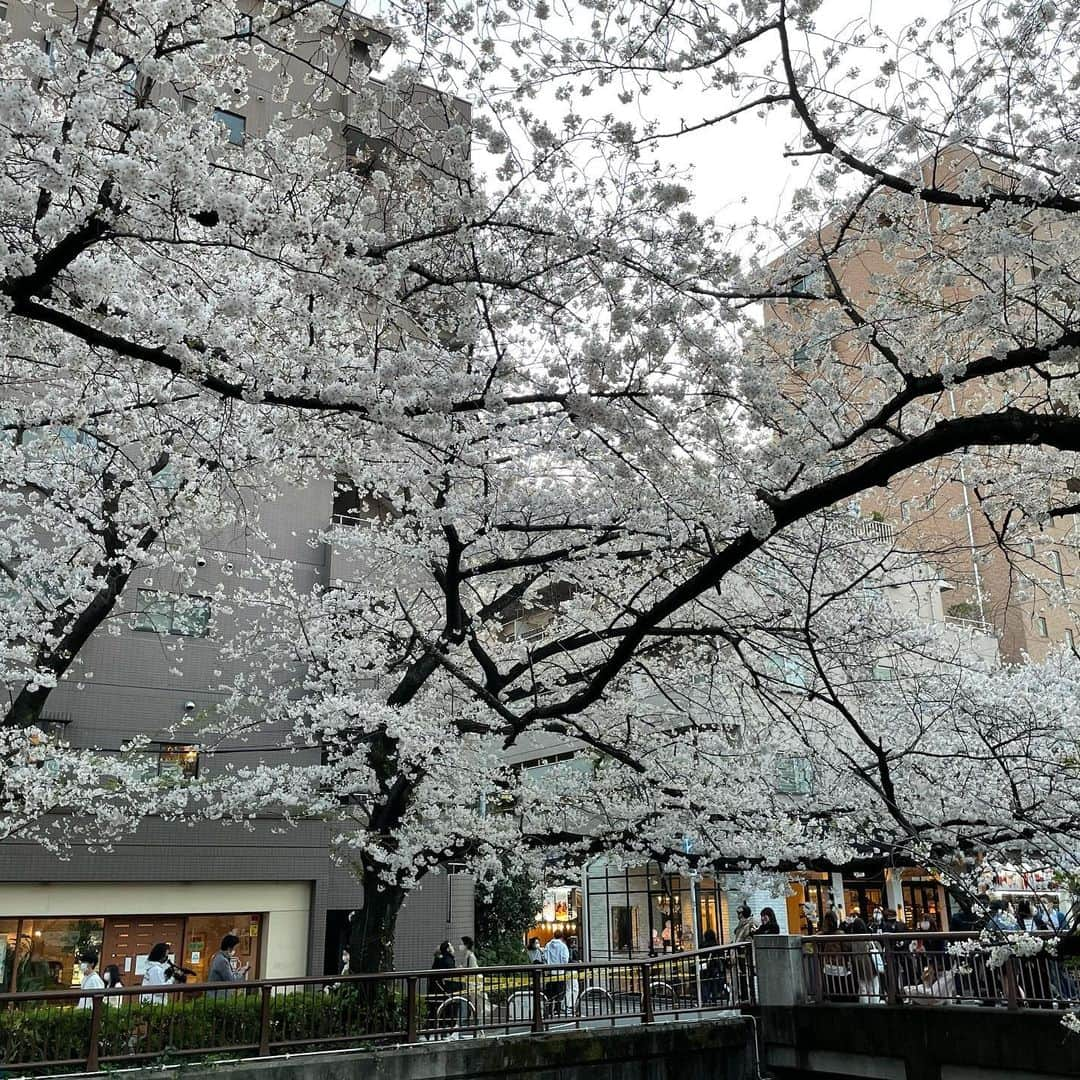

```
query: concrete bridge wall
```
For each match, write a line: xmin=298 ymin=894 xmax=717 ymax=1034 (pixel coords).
xmin=754 ymin=935 xmax=1080 ymax=1080
xmin=131 ymin=1017 xmax=757 ymax=1080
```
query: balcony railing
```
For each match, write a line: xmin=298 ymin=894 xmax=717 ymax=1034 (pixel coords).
xmin=802 ymin=932 xmax=1079 ymax=1010
xmin=0 ymin=944 xmax=754 ymax=1076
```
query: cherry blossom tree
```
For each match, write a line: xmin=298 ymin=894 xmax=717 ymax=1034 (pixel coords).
xmin=5 ymin=0 xmax=1080 ymax=972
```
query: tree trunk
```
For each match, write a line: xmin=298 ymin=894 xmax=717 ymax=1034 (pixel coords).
xmin=347 ymin=865 xmax=406 ymax=973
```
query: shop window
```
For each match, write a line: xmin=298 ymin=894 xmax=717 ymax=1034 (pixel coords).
xmin=14 ymin=918 xmax=104 ymax=991
xmin=133 ymin=589 xmax=211 ymax=637
xmin=158 ymin=743 xmax=200 ymax=779
xmin=0 ymin=919 xmax=17 ymax=992
xmin=611 ymin=906 xmax=634 ymax=952
xmin=183 ymin=914 xmax=261 ymax=983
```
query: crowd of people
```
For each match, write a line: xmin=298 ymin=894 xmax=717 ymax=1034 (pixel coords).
xmin=814 ymin=896 xmax=1076 ymax=1006
xmin=73 ymin=934 xmax=252 ymax=1009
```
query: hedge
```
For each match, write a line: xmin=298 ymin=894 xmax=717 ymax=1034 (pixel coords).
xmin=0 ymin=984 xmax=408 ymax=1076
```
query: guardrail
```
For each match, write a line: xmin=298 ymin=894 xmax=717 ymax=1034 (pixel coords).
xmin=802 ymin=932 xmax=1080 ymax=1010
xmin=0 ymin=943 xmax=754 ymax=1076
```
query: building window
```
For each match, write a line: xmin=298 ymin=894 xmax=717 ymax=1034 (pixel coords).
xmin=213 ymin=108 xmax=246 ymax=145
xmin=923 ymin=493 xmax=935 ymax=510
xmin=133 ymin=590 xmax=211 ymax=637
xmin=776 ymin=755 xmax=813 ymax=796
xmin=899 ymin=501 xmax=911 ymax=523
xmin=344 ymin=126 xmax=389 ymax=175
xmin=1036 ymin=616 xmax=1049 ymax=638
xmin=235 ymin=13 xmax=253 ymax=37
xmin=1050 ymin=550 xmax=1066 ymax=587
xmin=158 ymin=743 xmax=200 ymax=780
xmin=1066 ymin=628 xmax=1075 ymax=651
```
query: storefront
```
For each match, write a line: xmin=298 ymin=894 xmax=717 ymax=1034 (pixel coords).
xmin=525 ymin=886 xmax=584 ymax=954
xmin=0 ymin=881 xmax=310 ymax=990
xmin=584 ymin=862 xmax=755 ymax=960
xmin=785 ymin=868 xmax=950 ymax=931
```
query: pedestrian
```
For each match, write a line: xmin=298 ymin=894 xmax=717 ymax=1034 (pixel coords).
xmin=527 ymin=936 xmax=545 ymax=964
xmin=428 ymin=940 xmax=459 ymax=1027
xmin=140 ymin=942 xmax=175 ymax=1005
xmin=207 ymin=934 xmax=250 ymax=998
xmin=987 ymin=899 xmax=1019 ymax=931
xmin=882 ymin=908 xmax=907 ymax=935
xmin=753 ymin=907 xmax=781 ymax=935
xmin=732 ymin=904 xmax=756 ymax=943
xmin=844 ymin=915 xmax=880 ymax=1003
xmin=818 ymin=910 xmax=855 ymax=1002
xmin=700 ymin=928 xmax=728 ymax=1004
xmin=1015 ymin=899 xmax=1038 ymax=931
xmin=101 ymin=963 xmax=125 ymax=1005
xmin=543 ymin=931 xmax=570 ymax=1014
xmin=568 ymin=935 xmax=581 ymax=962
xmin=460 ymin=935 xmax=478 ymax=969
xmin=870 ymin=906 xmax=886 ymax=932
xmin=76 ymin=952 xmax=105 ymax=1009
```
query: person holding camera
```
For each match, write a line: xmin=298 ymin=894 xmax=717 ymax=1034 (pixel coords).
xmin=141 ymin=942 xmax=174 ymax=1004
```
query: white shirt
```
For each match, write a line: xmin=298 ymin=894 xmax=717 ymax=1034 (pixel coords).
xmin=544 ymin=938 xmax=570 ymax=965
xmin=77 ymin=970 xmax=104 ymax=1009
xmin=140 ymin=960 xmax=173 ymax=1004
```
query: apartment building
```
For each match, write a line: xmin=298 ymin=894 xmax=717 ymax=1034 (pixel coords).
xmin=0 ymin=0 xmax=473 ymax=992
xmin=767 ymin=145 xmax=1078 ymax=664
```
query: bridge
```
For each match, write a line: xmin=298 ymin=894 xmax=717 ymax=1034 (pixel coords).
xmin=1 ymin=935 xmax=1077 ymax=1079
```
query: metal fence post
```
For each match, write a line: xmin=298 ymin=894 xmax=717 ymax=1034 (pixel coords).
xmin=258 ymin=984 xmax=272 ymax=1056
xmin=86 ymin=994 xmax=102 ymax=1072
xmin=640 ymin=963 xmax=654 ymax=1024
xmin=405 ymin=977 xmax=419 ymax=1043
xmin=530 ymin=966 xmax=544 ymax=1033
xmin=883 ymin=945 xmax=899 ymax=1005
xmin=1003 ymin=955 xmax=1020 ymax=1010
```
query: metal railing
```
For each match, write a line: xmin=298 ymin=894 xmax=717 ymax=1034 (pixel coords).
xmin=0 ymin=944 xmax=753 ymax=1076
xmin=803 ymin=932 xmax=1080 ymax=1010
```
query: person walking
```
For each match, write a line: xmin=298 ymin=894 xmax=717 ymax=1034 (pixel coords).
xmin=844 ymin=915 xmax=880 ymax=1003
xmin=543 ymin=931 xmax=570 ymax=1014
xmin=428 ymin=940 xmax=458 ymax=1027
xmin=700 ymin=928 xmax=727 ymax=1004
xmin=76 ymin=952 xmax=105 ymax=1009
xmin=753 ymin=907 xmax=781 ymax=935
xmin=460 ymin=936 xmax=478 ymax=969
xmin=101 ymin=964 xmax=124 ymax=1005
xmin=207 ymin=934 xmax=250 ymax=999
xmin=140 ymin=943 xmax=175 ymax=1005
xmin=818 ymin=910 xmax=855 ymax=1002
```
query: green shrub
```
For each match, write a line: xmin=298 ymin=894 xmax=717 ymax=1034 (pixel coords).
xmin=0 ymin=986 xmax=410 ymax=1075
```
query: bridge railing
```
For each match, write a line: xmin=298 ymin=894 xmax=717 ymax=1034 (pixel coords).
xmin=802 ymin=932 xmax=1080 ymax=1010
xmin=0 ymin=943 xmax=753 ymax=1076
